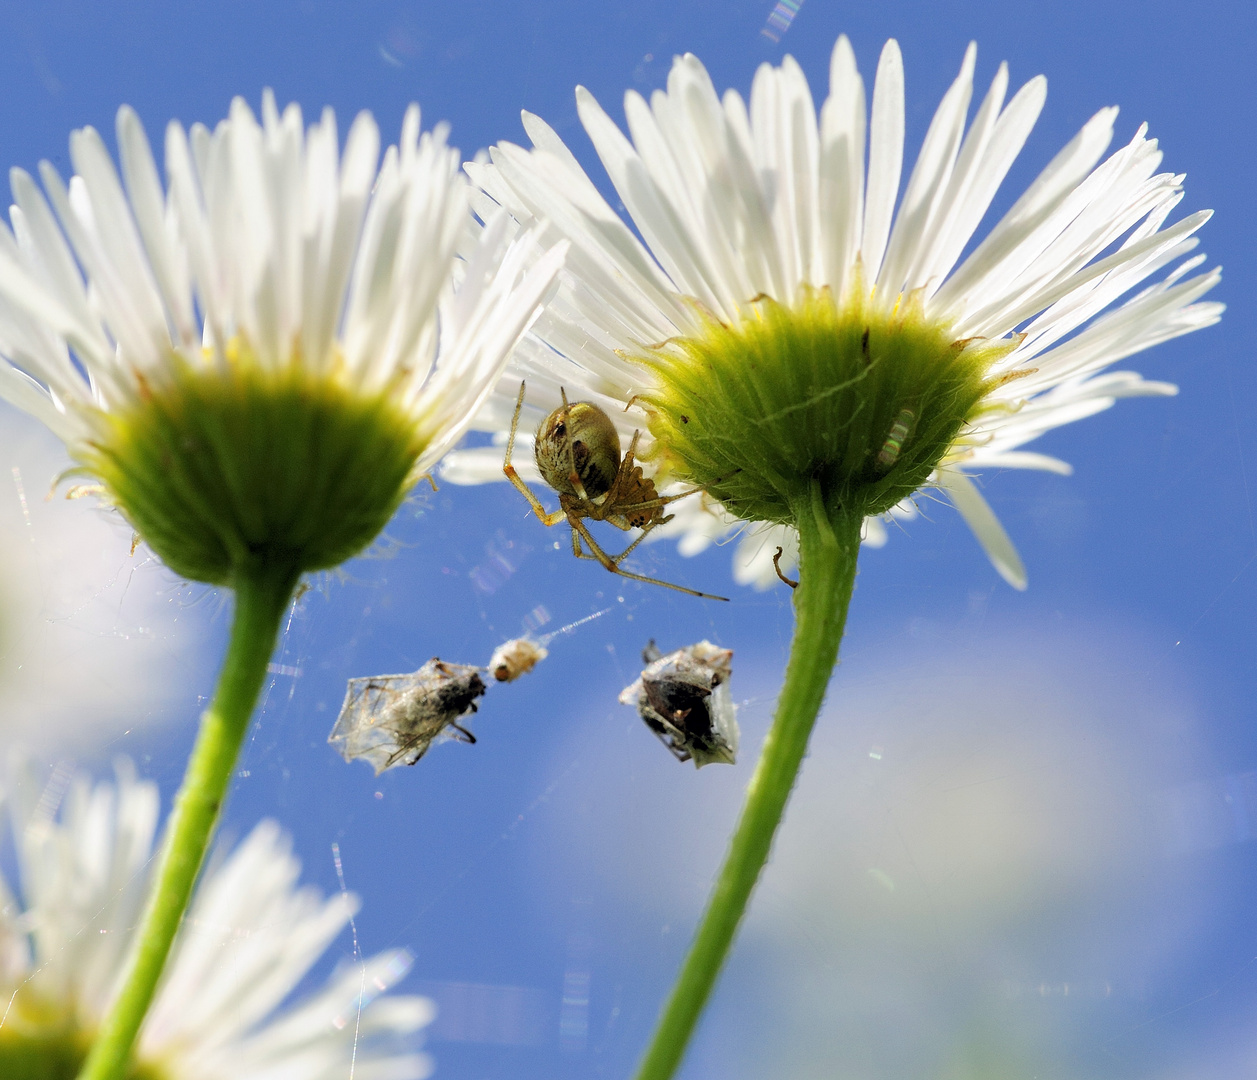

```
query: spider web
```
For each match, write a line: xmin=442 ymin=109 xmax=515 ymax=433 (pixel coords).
xmin=0 ymin=4 xmax=1249 ymax=1078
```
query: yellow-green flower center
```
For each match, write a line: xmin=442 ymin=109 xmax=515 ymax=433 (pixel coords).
xmin=638 ymin=288 xmax=1018 ymax=525
xmin=0 ymin=995 xmax=165 ymax=1080
xmin=76 ymin=341 xmax=428 ymax=586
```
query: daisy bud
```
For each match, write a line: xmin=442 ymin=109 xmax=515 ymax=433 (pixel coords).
xmin=84 ymin=351 xmax=430 ymax=584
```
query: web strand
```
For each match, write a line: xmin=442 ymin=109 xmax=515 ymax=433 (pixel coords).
xmin=332 ymin=841 xmax=366 ymax=1080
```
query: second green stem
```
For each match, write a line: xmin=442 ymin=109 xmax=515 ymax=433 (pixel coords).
xmin=77 ymin=560 xmax=298 ymax=1080
xmin=633 ymin=486 xmax=862 ymax=1080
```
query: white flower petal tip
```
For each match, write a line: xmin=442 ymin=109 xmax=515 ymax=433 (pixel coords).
xmin=937 ymin=470 xmax=1028 ymax=590
xmin=446 ymin=36 xmax=1218 ymax=590
xmin=861 ymin=517 xmax=890 ymax=548
xmin=978 ymin=451 xmax=1074 ymax=476
xmin=438 ymin=444 xmax=522 ymax=485
xmin=0 ymin=757 xmax=433 ymax=1078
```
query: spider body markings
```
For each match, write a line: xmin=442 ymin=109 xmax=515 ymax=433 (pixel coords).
xmin=503 ymin=381 xmax=728 ymax=601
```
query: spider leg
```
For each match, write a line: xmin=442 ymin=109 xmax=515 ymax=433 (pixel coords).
xmin=639 ymin=466 xmax=744 ymax=507
xmin=505 ymin=380 xmax=527 ymax=466
xmin=613 ymin=457 xmax=745 ymax=515
xmin=505 ymin=381 xmax=567 ymax=527
xmin=609 ymin=492 xmax=686 ymax=516
xmin=623 ymin=428 xmax=643 ymax=465
xmin=586 ymin=429 xmax=669 ymax=525
xmin=569 ymin=518 xmax=728 ymax=600
xmin=610 ymin=524 xmax=652 ymax=562
xmin=575 ymin=515 xmax=653 ymax=557
xmin=653 ymin=486 xmax=706 ymax=506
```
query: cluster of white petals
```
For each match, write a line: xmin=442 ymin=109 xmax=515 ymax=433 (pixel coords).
xmin=441 ymin=36 xmax=1222 ymax=588
xmin=0 ymin=91 xmax=565 ymax=478
xmin=0 ymin=759 xmax=434 ymax=1079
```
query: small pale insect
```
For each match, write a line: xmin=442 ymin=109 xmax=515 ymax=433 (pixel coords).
xmin=875 ymin=407 xmax=917 ymax=472
xmin=328 ymin=659 xmax=486 ymax=775
xmin=489 ymin=637 xmax=549 ymax=682
xmin=619 ymin=640 xmax=739 ymax=768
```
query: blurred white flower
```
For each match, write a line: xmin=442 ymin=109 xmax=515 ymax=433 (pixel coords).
xmin=0 ymin=408 xmax=197 ymax=748
xmin=0 ymin=758 xmax=435 ymax=1079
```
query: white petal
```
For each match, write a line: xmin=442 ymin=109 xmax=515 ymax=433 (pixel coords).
xmin=861 ymin=39 xmax=904 ymax=282
xmin=116 ymin=106 xmax=198 ymax=349
xmin=932 ymin=106 xmax=1117 ymax=315
xmin=818 ymin=34 xmax=866 ymax=296
xmin=877 ymin=43 xmax=976 ymax=300
xmin=936 ymin=468 xmax=1027 ymax=589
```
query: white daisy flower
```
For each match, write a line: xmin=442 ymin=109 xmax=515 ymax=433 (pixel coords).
xmin=0 ymin=92 xmax=565 ymax=585
xmin=440 ymin=36 xmax=1221 ymax=589
xmin=0 ymin=758 xmax=434 ymax=1079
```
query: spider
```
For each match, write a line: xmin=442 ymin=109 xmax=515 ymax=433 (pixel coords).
xmin=503 ymin=381 xmax=727 ymax=601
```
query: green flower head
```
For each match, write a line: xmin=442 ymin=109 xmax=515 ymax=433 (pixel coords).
xmin=638 ymin=284 xmax=1020 ymax=529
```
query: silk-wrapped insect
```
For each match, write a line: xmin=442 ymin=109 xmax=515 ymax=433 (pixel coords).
xmin=619 ymin=640 xmax=739 ymax=768
xmin=328 ymin=659 xmax=486 ymax=774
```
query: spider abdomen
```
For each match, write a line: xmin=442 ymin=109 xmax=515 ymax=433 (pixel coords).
xmin=620 ymin=465 xmax=665 ymax=528
xmin=535 ymin=400 xmax=621 ymax=499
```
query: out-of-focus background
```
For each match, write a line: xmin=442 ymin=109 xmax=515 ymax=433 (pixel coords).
xmin=0 ymin=2 xmax=1253 ymax=1078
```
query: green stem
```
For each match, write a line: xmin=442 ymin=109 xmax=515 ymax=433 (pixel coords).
xmin=77 ymin=560 xmax=299 ymax=1080
xmin=632 ymin=486 xmax=862 ymax=1080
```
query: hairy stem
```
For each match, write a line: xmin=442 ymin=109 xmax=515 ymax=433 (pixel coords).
xmin=77 ymin=561 xmax=299 ymax=1080
xmin=632 ymin=486 xmax=862 ymax=1080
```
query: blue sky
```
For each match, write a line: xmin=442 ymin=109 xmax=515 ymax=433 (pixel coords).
xmin=0 ymin=1 xmax=1254 ymax=1078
